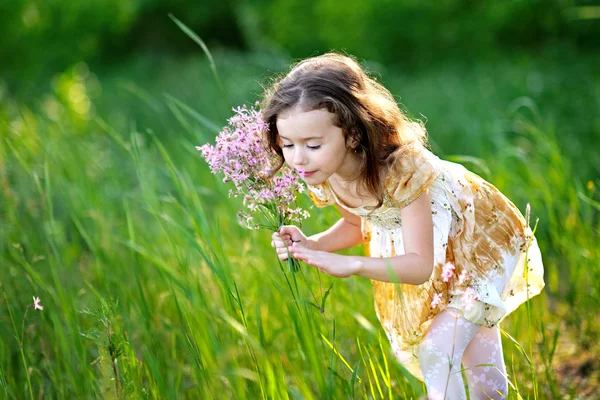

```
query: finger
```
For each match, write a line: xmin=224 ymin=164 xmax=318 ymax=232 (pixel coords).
xmin=280 ymin=246 xmax=295 ymax=256
xmin=273 ymin=231 xmax=292 ymax=244
xmin=291 ymin=249 xmax=309 ymax=262
xmin=279 ymin=226 xmax=298 ymax=237
xmin=274 ymin=232 xmax=293 ymax=244
xmin=274 ymin=236 xmax=288 ymax=245
xmin=291 ymin=249 xmax=321 ymax=268
xmin=277 ymin=249 xmax=289 ymax=260
xmin=301 ymin=257 xmax=322 ymax=272
xmin=274 ymin=240 xmax=291 ymax=249
xmin=291 ymin=245 xmax=308 ymax=255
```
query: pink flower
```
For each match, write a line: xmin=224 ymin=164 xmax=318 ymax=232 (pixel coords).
xmin=32 ymin=296 xmax=43 ymax=311
xmin=431 ymin=292 xmax=443 ymax=309
xmin=197 ymin=104 xmax=309 ymax=230
xmin=461 ymin=288 xmax=480 ymax=311
xmin=458 ymin=270 xmax=471 ymax=285
xmin=441 ymin=262 xmax=455 ymax=282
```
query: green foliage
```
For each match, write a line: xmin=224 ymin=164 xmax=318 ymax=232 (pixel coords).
xmin=0 ymin=50 xmax=599 ymax=397
xmin=249 ymin=0 xmax=600 ymax=66
xmin=1 ymin=0 xmax=140 ymax=82
xmin=4 ymin=0 xmax=600 ymax=93
xmin=0 ymin=0 xmax=243 ymax=88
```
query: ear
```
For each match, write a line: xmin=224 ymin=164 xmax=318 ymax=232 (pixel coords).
xmin=345 ymin=128 xmax=357 ymax=147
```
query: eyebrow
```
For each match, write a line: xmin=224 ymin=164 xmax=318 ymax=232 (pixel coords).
xmin=279 ymin=135 xmax=323 ymax=140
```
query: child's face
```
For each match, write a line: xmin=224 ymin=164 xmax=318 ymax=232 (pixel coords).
xmin=276 ymin=106 xmax=359 ymax=184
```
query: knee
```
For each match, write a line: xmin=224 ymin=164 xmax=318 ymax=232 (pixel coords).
xmin=417 ymin=339 xmax=460 ymax=375
xmin=417 ymin=340 xmax=431 ymax=366
xmin=417 ymin=339 xmax=440 ymax=371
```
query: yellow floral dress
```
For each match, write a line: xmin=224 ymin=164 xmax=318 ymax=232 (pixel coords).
xmin=307 ymin=148 xmax=545 ymax=381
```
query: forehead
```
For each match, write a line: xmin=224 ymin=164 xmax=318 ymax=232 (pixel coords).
xmin=276 ymin=107 xmax=337 ymax=139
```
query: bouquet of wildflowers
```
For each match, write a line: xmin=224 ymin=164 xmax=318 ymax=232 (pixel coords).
xmin=197 ymin=103 xmax=309 ymax=272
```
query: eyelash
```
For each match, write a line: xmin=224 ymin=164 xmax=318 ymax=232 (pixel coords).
xmin=282 ymin=144 xmax=321 ymax=150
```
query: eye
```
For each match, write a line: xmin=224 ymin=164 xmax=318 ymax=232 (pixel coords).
xmin=282 ymin=144 xmax=294 ymax=149
xmin=307 ymin=145 xmax=321 ymax=150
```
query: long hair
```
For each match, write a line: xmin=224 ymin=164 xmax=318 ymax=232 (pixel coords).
xmin=261 ymin=52 xmax=428 ymax=207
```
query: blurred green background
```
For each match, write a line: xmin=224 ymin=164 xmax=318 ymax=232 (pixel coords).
xmin=1 ymin=1 xmax=599 ymax=398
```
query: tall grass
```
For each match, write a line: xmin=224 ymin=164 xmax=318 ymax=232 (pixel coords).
xmin=0 ymin=48 xmax=598 ymax=398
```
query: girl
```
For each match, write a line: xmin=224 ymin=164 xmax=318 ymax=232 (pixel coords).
xmin=263 ymin=53 xmax=544 ymax=399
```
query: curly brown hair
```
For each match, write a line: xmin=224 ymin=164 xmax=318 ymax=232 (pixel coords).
xmin=261 ymin=52 xmax=428 ymax=207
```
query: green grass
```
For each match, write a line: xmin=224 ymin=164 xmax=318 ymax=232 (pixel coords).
xmin=1 ymin=48 xmax=599 ymax=398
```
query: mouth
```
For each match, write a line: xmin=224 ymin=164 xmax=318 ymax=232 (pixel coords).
xmin=298 ymin=170 xmax=317 ymax=178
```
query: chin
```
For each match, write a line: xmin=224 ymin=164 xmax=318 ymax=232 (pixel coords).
xmin=301 ymin=175 xmax=324 ymax=185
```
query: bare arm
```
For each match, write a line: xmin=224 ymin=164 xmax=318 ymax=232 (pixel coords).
xmin=352 ymin=191 xmax=435 ymax=285
xmin=290 ymin=191 xmax=434 ymax=285
xmin=308 ymin=204 xmax=363 ymax=252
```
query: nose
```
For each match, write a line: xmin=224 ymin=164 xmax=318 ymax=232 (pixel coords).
xmin=293 ymin=148 xmax=308 ymax=166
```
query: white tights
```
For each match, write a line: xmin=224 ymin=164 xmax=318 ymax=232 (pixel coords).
xmin=418 ymin=309 xmax=509 ymax=399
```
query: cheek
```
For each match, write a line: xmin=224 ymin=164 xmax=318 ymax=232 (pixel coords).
xmin=281 ymin=149 xmax=293 ymax=164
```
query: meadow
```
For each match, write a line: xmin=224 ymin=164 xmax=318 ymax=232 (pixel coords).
xmin=1 ymin=44 xmax=599 ymax=398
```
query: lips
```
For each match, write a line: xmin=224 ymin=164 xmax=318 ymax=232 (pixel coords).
xmin=298 ymin=170 xmax=317 ymax=178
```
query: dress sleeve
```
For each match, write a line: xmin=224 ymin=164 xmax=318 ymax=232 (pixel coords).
xmin=385 ymin=149 xmax=441 ymax=208
xmin=307 ymin=182 xmax=336 ymax=208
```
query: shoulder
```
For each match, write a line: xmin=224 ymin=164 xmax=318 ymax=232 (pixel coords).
xmin=384 ymin=147 xmax=441 ymax=208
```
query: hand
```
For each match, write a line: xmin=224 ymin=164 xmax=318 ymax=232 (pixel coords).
xmin=271 ymin=225 xmax=314 ymax=262
xmin=289 ymin=243 xmax=360 ymax=278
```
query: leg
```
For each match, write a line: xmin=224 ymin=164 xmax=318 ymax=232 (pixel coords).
xmin=418 ymin=308 xmax=479 ymax=400
xmin=462 ymin=324 xmax=508 ymax=399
